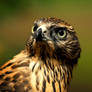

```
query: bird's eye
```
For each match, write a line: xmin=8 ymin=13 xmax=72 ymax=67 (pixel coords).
xmin=32 ymin=24 xmax=38 ymax=33
xmin=56 ymin=28 xmax=67 ymax=39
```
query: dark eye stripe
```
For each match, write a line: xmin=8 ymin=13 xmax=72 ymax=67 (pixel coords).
xmin=54 ymin=27 xmax=67 ymax=33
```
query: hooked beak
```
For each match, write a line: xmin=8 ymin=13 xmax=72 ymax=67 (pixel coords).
xmin=34 ymin=26 xmax=47 ymax=42
xmin=34 ymin=28 xmax=43 ymax=41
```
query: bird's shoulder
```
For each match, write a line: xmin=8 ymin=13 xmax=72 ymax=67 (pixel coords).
xmin=0 ymin=50 xmax=34 ymax=91
xmin=0 ymin=50 xmax=70 ymax=92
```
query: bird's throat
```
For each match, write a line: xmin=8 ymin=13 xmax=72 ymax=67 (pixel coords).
xmin=32 ymin=41 xmax=54 ymax=60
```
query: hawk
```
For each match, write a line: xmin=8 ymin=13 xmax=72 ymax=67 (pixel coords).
xmin=0 ymin=17 xmax=81 ymax=92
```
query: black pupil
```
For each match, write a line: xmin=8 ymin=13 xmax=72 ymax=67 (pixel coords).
xmin=33 ymin=24 xmax=38 ymax=31
xmin=59 ymin=30 xmax=64 ymax=36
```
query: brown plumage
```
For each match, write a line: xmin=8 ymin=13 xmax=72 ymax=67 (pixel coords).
xmin=0 ymin=17 xmax=81 ymax=92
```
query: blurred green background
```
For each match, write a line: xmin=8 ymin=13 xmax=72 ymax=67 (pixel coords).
xmin=0 ymin=0 xmax=92 ymax=92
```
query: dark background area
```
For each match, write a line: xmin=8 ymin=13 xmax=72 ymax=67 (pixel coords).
xmin=0 ymin=0 xmax=92 ymax=92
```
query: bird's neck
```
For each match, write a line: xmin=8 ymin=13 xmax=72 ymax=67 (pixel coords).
xmin=29 ymin=55 xmax=72 ymax=92
xmin=11 ymin=50 xmax=72 ymax=92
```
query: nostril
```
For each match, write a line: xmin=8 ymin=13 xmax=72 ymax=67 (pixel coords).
xmin=43 ymin=31 xmax=47 ymax=33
